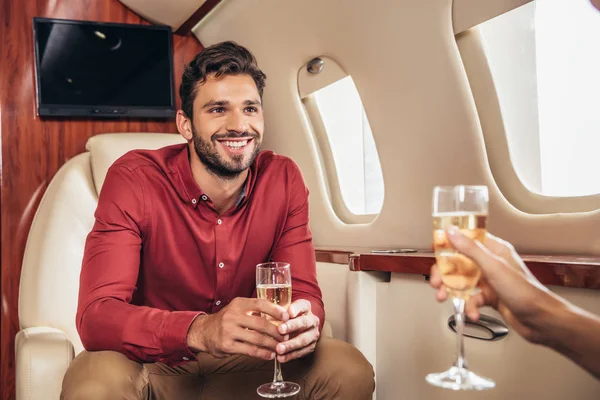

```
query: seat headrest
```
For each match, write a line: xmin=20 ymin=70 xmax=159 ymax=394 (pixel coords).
xmin=86 ymin=133 xmax=186 ymax=194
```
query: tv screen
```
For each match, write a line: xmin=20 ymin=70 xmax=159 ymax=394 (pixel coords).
xmin=33 ymin=17 xmax=176 ymax=118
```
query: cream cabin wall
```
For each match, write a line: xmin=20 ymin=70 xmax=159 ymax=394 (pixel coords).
xmin=192 ymin=0 xmax=600 ymax=256
xmin=376 ymin=274 xmax=600 ymax=399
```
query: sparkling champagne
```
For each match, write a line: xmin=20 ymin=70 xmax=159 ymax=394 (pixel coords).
xmin=257 ymin=284 xmax=292 ymax=325
xmin=433 ymin=212 xmax=487 ymax=296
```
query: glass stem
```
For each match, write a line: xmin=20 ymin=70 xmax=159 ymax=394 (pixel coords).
xmin=452 ymin=296 xmax=468 ymax=370
xmin=273 ymin=357 xmax=283 ymax=384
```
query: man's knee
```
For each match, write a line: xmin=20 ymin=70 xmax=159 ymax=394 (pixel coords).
xmin=329 ymin=341 xmax=374 ymax=393
xmin=61 ymin=351 xmax=145 ymax=400
xmin=311 ymin=338 xmax=375 ymax=398
xmin=62 ymin=379 xmax=115 ymax=400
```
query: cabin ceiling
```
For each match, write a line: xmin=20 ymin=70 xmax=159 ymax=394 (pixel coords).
xmin=118 ymin=0 xmax=207 ymax=31
xmin=118 ymin=0 xmax=532 ymax=35
xmin=452 ymin=0 xmax=531 ymax=34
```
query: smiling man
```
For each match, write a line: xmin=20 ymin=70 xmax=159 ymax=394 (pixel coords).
xmin=61 ymin=41 xmax=375 ymax=400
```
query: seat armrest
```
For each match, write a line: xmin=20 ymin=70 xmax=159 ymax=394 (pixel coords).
xmin=15 ymin=327 xmax=75 ymax=400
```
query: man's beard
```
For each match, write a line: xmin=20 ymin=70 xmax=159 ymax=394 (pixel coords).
xmin=192 ymin=125 xmax=261 ymax=180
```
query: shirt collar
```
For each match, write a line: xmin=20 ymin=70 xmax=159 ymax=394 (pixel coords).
xmin=172 ymin=145 xmax=205 ymax=208
xmin=235 ymin=182 xmax=247 ymax=207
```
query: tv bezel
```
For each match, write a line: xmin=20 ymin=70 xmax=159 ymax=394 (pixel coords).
xmin=32 ymin=17 xmax=177 ymax=119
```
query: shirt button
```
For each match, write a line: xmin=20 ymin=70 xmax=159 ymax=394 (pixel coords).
xmin=191 ymin=198 xmax=197 ymax=204
xmin=218 ymin=262 xmax=224 ymax=268
xmin=201 ymin=195 xmax=208 ymax=201
xmin=182 ymin=356 xmax=189 ymax=361
xmin=217 ymin=219 xmax=222 ymax=225
xmin=216 ymin=300 xmax=222 ymax=306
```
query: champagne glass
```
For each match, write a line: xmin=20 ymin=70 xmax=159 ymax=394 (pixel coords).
xmin=256 ymin=262 xmax=301 ymax=398
xmin=426 ymin=185 xmax=495 ymax=390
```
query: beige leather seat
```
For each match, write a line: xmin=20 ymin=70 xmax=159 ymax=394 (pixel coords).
xmin=16 ymin=133 xmax=343 ymax=400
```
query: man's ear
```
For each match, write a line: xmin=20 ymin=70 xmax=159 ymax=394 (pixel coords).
xmin=176 ymin=110 xmax=193 ymax=141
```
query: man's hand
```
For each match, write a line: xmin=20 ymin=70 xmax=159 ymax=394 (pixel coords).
xmin=187 ymin=297 xmax=289 ymax=360
xmin=275 ymin=299 xmax=320 ymax=363
xmin=430 ymin=227 xmax=566 ymax=344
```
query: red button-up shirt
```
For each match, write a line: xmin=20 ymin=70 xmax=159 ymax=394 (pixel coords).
xmin=77 ymin=143 xmax=324 ymax=365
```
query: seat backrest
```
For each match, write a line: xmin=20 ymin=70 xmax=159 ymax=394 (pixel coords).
xmin=19 ymin=133 xmax=185 ymax=355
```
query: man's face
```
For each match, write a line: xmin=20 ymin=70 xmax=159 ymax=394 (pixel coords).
xmin=189 ymin=74 xmax=264 ymax=178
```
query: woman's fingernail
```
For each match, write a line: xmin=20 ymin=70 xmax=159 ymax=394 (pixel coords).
xmin=280 ymin=324 xmax=287 ymax=333
xmin=270 ymin=352 xmax=275 ymax=360
xmin=447 ymin=225 xmax=459 ymax=236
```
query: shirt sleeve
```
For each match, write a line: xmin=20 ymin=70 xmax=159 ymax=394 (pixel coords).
xmin=76 ymin=164 xmax=201 ymax=365
xmin=270 ymin=160 xmax=325 ymax=332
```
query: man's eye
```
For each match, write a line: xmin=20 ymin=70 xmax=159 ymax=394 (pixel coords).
xmin=245 ymin=107 xmax=258 ymax=113
xmin=209 ymin=107 xmax=226 ymax=114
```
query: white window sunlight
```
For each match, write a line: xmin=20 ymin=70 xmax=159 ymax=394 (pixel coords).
xmin=479 ymin=0 xmax=600 ymax=197
xmin=312 ymin=76 xmax=384 ymax=215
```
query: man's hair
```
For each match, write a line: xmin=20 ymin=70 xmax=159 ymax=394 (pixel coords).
xmin=179 ymin=41 xmax=267 ymax=119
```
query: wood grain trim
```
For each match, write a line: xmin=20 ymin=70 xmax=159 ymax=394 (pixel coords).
xmin=315 ymin=249 xmax=600 ymax=290
xmin=0 ymin=1 xmax=204 ymax=398
xmin=175 ymin=0 xmax=222 ymax=36
xmin=315 ymin=249 xmax=352 ymax=265
xmin=358 ymin=252 xmax=434 ymax=275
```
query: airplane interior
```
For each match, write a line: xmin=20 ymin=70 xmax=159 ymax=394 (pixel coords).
xmin=1 ymin=0 xmax=599 ymax=399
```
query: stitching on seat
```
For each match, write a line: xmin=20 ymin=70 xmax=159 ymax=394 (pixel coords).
xmin=62 ymin=334 xmax=68 ymax=398
xmin=28 ymin=336 xmax=32 ymax=400
xmin=64 ymin=333 xmax=69 ymax=383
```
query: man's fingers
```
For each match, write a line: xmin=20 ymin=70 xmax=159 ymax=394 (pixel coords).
xmin=232 ymin=326 xmax=280 ymax=352
xmin=277 ymin=342 xmax=317 ymax=363
xmin=227 ymin=341 xmax=276 ymax=361
xmin=246 ymin=310 xmax=261 ymax=317
xmin=246 ymin=298 xmax=289 ymax=322
xmin=239 ymin=314 xmax=286 ymax=341
xmin=279 ymin=314 xmax=318 ymax=335
xmin=276 ymin=328 xmax=319 ymax=355
xmin=288 ymin=299 xmax=311 ymax=319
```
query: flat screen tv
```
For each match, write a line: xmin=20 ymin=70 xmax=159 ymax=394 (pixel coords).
xmin=33 ymin=17 xmax=176 ymax=118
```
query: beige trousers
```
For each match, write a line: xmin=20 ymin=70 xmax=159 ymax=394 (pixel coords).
xmin=60 ymin=337 xmax=375 ymax=400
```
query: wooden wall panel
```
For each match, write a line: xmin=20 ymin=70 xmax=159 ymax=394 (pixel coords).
xmin=0 ymin=1 xmax=203 ymax=398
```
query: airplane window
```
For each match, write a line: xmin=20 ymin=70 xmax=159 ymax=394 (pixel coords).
xmin=478 ymin=0 xmax=600 ymax=197
xmin=310 ymin=76 xmax=384 ymax=216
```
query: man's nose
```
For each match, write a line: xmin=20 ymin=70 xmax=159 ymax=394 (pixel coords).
xmin=225 ymin=110 xmax=248 ymax=134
